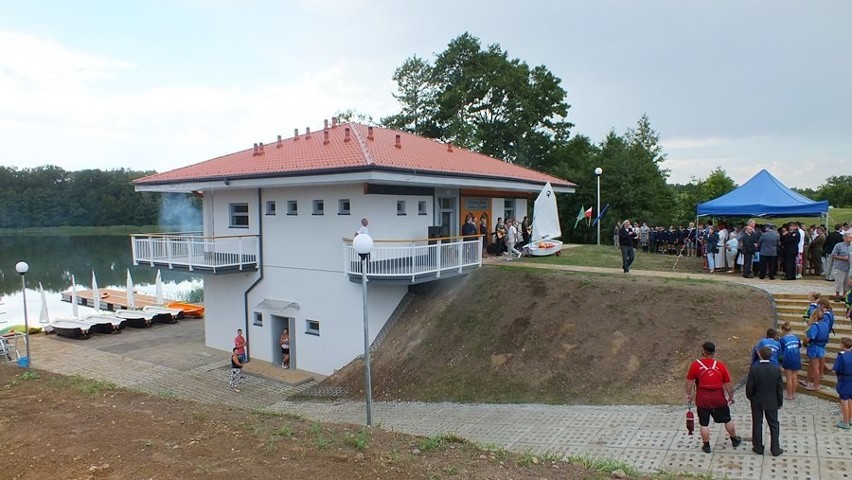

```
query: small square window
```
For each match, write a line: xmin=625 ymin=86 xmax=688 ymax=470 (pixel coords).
xmin=265 ymin=200 xmax=276 ymax=215
xmin=253 ymin=312 xmax=263 ymax=326
xmin=418 ymin=200 xmax=427 ymax=216
xmin=313 ymin=200 xmax=324 ymax=215
xmin=397 ymin=200 xmax=406 ymax=216
xmin=287 ymin=200 xmax=298 ymax=215
xmin=306 ymin=319 xmax=320 ymax=336
xmin=338 ymin=199 xmax=350 ymax=215
xmin=229 ymin=203 xmax=249 ymax=228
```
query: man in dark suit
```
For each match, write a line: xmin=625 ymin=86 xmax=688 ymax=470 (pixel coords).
xmin=740 ymin=221 xmax=761 ymax=278
xmin=746 ymin=346 xmax=784 ymax=456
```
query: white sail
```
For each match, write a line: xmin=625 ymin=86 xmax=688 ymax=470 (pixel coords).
xmin=39 ymin=282 xmax=49 ymax=325
xmin=92 ymin=271 xmax=101 ymax=312
xmin=126 ymin=269 xmax=135 ymax=309
xmin=155 ymin=270 xmax=164 ymax=305
xmin=71 ymin=275 xmax=79 ymax=318
xmin=531 ymin=182 xmax=561 ymax=242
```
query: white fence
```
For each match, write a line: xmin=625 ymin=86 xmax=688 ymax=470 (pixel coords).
xmin=131 ymin=233 xmax=259 ymax=273
xmin=343 ymin=236 xmax=482 ymax=281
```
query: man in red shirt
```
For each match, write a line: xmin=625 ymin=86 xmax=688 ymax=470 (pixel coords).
xmin=234 ymin=329 xmax=247 ymax=363
xmin=685 ymin=341 xmax=743 ymax=453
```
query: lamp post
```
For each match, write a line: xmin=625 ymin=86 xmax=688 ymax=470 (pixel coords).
xmin=352 ymin=233 xmax=374 ymax=426
xmin=14 ymin=261 xmax=31 ymax=368
xmin=594 ymin=167 xmax=603 ymax=246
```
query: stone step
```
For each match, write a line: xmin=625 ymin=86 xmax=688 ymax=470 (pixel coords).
xmin=785 ymin=377 xmax=840 ymax=401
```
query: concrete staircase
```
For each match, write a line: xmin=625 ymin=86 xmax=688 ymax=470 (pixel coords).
xmin=773 ymin=293 xmax=849 ymax=401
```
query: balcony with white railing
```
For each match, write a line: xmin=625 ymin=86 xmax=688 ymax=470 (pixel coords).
xmin=131 ymin=232 xmax=259 ymax=274
xmin=343 ymin=235 xmax=483 ymax=284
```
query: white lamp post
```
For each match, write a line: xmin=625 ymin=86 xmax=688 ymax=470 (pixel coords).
xmin=594 ymin=167 xmax=603 ymax=246
xmin=352 ymin=233 xmax=374 ymax=426
xmin=15 ymin=261 xmax=31 ymax=368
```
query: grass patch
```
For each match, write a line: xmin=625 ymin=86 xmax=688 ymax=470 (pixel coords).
xmin=192 ymin=411 xmax=208 ymax=422
xmin=272 ymin=426 xmax=294 ymax=438
xmin=47 ymin=374 xmax=116 ymax=395
xmin=251 ymin=408 xmax=285 ymax=418
xmin=417 ymin=433 xmax=466 ymax=452
xmin=343 ymin=428 xmax=370 ymax=450
xmin=566 ymin=455 xmax=639 ymax=476
xmin=156 ymin=390 xmax=177 ymax=399
xmin=533 ymin=244 xmax=704 ymax=273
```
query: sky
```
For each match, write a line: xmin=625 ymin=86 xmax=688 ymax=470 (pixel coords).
xmin=1 ymin=0 xmax=849 ymax=189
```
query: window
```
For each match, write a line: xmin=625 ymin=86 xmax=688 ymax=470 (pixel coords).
xmin=253 ymin=312 xmax=263 ymax=327
xmin=306 ymin=319 xmax=320 ymax=336
xmin=287 ymin=200 xmax=298 ymax=215
xmin=418 ymin=200 xmax=427 ymax=216
xmin=338 ymin=199 xmax=350 ymax=215
xmin=397 ymin=200 xmax=407 ymax=216
xmin=504 ymin=199 xmax=515 ymax=221
xmin=229 ymin=203 xmax=249 ymax=228
xmin=265 ymin=200 xmax=276 ymax=215
xmin=312 ymin=200 xmax=324 ymax=215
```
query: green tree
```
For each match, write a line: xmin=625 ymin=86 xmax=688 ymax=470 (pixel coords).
xmin=818 ymin=175 xmax=852 ymax=207
xmin=383 ymin=32 xmax=572 ymax=167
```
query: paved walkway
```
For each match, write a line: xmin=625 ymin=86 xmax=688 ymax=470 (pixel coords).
xmin=11 ymin=263 xmax=852 ymax=480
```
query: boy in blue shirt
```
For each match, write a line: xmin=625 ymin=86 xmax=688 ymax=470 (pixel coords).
xmin=752 ymin=328 xmax=781 ymax=366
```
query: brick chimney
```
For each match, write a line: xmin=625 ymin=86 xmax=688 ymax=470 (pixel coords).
xmin=344 ymin=127 xmax=351 ymax=142
xmin=277 ymin=135 xmax=283 ymax=148
xmin=447 ymin=141 xmax=453 ymax=152
xmin=258 ymin=142 xmax=265 ymax=155
xmin=323 ymin=130 xmax=330 ymax=145
xmin=294 ymin=128 xmax=299 ymax=140
xmin=252 ymin=143 xmax=259 ymax=156
xmin=395 ymin=134 xmax=401 ymax=148
xmin=332 ymin=117 xmax=338 ymax=128
xmin=305 ymin=127 xmax=311 ymax=139
xmin=367 ymin=126 xmax=374 ymax=140
xmin=324 ymin=119 xmax=329 ymax=130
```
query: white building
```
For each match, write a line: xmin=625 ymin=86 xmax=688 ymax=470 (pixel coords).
xmin=132 ymin=121 xmax=574 ymax=376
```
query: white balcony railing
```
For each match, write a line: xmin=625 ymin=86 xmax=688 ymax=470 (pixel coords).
xmin=131 ymin=232 xmax=259 ymax=273
xmin=343 ymin=235 xmax=483 ymax=282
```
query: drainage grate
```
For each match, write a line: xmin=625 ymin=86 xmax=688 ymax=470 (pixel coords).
xmin=299 ymin=386 xmax=348 ymax=398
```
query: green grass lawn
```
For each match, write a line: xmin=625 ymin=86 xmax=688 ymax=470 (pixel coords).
xmin=532 ymin=244 xmax=706 ymax=273
xmin=768 ymin=206 xmax=851 ymax=228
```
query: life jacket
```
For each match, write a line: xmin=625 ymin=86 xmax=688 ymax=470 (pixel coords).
xmin=809 ymin=321 xmax=830 ymax=347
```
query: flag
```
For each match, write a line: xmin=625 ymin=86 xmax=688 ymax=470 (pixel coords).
xmin=584 ymin=207 xmax=593 ymax=218
xmin=573 ymin=206 xmax=584 ymax=229
xmin=591 ymin=204 xmax=610 ymax=227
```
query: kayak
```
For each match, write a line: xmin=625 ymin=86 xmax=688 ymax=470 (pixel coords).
xmin=165 ymin=302 xmax=205 ymax=318
xmin=0 ymin=325 xmax=44 ymax=335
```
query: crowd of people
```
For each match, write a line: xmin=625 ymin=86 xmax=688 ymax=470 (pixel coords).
xmin=479 ymin=215 xmax=532 ymax=260
xmin=613 ymin=219 xmax=851 ymax=300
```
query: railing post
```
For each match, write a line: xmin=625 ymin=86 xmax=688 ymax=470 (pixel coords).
xmin=436 ymin=239 xmax=442 ymax=278
xmin=411 ymin=242 xmax=416 ymax=282
xmin=458 ymin=239 xmax=463 ymax=273
xmin=131 ymin=236 xmax=138 ymax=266
xmin=238 ymin=237 xmax=244 ymax=271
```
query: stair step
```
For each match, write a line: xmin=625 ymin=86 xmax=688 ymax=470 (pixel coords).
xmin=796 ymin=370 xmax=838 ymax=388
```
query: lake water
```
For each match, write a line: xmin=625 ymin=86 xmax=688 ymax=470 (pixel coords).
xmin=0 ymin=234 xmax=202 ymax=327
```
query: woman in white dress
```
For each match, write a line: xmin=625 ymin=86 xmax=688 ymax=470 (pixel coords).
xmin=715 ymin=222 xmax=728 ymax=271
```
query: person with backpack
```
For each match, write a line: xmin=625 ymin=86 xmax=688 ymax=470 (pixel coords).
xmin=685 ymin=341 xmax=743 ymax=454
xmin=804 ymin=309 xmax=831 ymax=391
xmin=746 ymin=346 xmax=784 ymax=456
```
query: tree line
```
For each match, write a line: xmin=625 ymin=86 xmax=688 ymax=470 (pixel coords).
xmin=0 ymin=166 xmax=163 ymax=228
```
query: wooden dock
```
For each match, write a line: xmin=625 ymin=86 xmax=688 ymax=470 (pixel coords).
xmin=60 ymin=288 xmax=175 ymax=312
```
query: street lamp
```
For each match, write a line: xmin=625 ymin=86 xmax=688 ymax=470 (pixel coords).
xmin=594 ymin=167 xmax=603 ymax=246
xmin=14 ymin=261 xmax=31 ymax=368
xmin=352 ymin=233 xmax=374 ymax=426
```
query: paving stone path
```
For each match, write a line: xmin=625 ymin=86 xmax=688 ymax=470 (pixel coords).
xmin=18 ymin=263 xmax=852 ymax=479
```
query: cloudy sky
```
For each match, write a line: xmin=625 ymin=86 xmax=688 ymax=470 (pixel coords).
xmin=1 ymin=0 xmax=849 ymax=189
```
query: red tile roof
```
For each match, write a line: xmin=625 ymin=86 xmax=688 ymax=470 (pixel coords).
xmin=134 ymin=123 xmax=574 ymax=188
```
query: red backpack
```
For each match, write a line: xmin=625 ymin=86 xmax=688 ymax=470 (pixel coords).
xmin=695 ymin=359 xmax=723 ymax=389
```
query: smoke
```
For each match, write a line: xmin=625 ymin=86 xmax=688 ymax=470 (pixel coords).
xmin=159 ymin=193 xmax=202 ymax=232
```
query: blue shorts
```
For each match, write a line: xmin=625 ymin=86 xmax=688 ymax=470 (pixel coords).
xmin=838 ymin=381 xmax=852 ymax=401
xmin=806 ymin=345 xmax=826 ymax=359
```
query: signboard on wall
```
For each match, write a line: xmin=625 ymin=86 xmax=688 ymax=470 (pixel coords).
xmin=464 ymin=198 xmax=488 ymax=210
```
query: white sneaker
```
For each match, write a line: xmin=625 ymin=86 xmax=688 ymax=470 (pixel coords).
xmin=517 ymin=251 xmax=523 ymax=259
xmin=796 ymin=274 xmax=802 ymax=279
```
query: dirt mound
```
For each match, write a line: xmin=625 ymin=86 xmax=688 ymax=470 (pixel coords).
xmin=321 ymin=268 xmax=772 ymax=404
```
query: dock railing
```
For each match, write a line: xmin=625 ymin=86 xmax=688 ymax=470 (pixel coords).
xmin=131 ymin=232 xmax=259 ymax=273
xmin=343 ymin=235 xmax=482 ymax=281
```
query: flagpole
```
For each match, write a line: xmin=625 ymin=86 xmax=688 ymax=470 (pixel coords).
xmin=595 ymin=167 xmax=602 ymax=246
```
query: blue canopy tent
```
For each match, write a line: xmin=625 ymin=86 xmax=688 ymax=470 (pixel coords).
xmin=697 ymin=169 xmax=828 ymax=217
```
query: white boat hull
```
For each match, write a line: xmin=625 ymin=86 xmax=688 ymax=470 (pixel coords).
xmin=527 ymin=240 xmax=563 ymax=257
xmin=50 ymin=318 xmax=92 ymax=339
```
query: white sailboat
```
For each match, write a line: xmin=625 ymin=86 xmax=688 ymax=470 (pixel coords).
xmin=38 ymin=283 xmax=54 ymax=334
xmin=141 ymin=270 xmax=182 ymax=322
xmin=526 ymin=182 xmax=564 ymax=257
xmin=88 ymin=271 xmax=125 ymax=331
xmin=114 ymin=269 xmax=157 ymax=327
xmin=50 ymin=276 xmax=94 ymax=338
